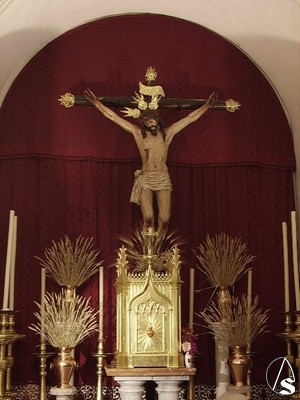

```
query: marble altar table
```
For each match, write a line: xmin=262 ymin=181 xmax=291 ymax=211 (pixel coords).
xmin=105 ymin=367 xmax=196 ymax=400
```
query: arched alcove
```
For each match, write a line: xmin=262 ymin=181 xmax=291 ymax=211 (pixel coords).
xmin=0 ymin=13 xmax=295 ymax=391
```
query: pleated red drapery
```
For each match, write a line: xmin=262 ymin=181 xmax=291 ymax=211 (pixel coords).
xmin=0 ymin=14 xmax=295 ymax=386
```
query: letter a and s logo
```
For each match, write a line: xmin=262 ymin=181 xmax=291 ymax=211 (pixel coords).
xmin=266 ymin=357 xmax=295 ymax=395
xmin=279 ymin=377 xmax=296 ymax=395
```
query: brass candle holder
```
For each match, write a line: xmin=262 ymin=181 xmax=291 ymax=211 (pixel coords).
xmin=39 ymin=341 xmax=48 ymax=400
xmin=0 ymin=310 xmax=25 ymax=400
xmin=95 ymin=338 xmax=104 ymax=400
xmin=276 ymin=312 xmax=295 ymax=366
xmin=0 ymin=312 xmax=10 ymax=400
xmin=34 ymin=341 xmax=54 ymax=400
xmin=289 ymin=312 xmax=300 ymax=399
xmin=92 ymin=338 xmax=114 ymax=400
xmin=245 ymin=344 xmax=254 ymax=400
xmin=277 ymin=311 xmax=300 ymax=399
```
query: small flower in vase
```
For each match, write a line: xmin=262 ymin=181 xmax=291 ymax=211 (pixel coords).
xmin=182 ymin=327 xmax=198 ymax=367
xmin=188 ymin=341 xmax=198 ymax=356
xmin=181 ymin=340 xmax=191 ymax=353
xmin=181 ymin=340 xmax=198 ymax=355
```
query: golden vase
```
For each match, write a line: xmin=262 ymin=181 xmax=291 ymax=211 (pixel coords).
xmin=51 ymin=347 xmax=77 ymax=388
xmin=227 ymin=345 xmax=250 ymax=387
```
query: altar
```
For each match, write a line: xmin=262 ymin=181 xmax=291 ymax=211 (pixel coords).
xmin=105 ymin=366 xmax=196 ymax=400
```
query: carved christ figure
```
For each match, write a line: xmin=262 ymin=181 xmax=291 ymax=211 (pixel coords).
xmin=84 ymin=85 xmax=217 ymax=234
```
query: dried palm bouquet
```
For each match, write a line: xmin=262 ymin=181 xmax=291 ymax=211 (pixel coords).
xmin=200 ymin=293 xmax=269 ymax=347
xmin=196 ymin=233 xmax=255 ymax=288
xmin=36 ymin=235 xmax=102 ymax=287
xmin=29 ymin=289 xmax=98 ymax=348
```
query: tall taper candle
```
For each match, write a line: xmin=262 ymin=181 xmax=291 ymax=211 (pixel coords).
xmin=247 ymin=268 xmax=252 ymax=348
xmin=189 ymin=268 xmax=195 ymax=329
xmin=9 ymin=216 xmax=17 ymax=311
xmin=282 ymin=222 xmax=290 ymax=312
xmin=41 ymin=268 xmax=46 ymax=340
xmin=291 ymin=211 xmax=300 ymax=310
xmin=3 ymin=210 xmax=15 ymax=309
xmin=99 ymin=267 xmax=104 ymax=340
xmin=247 ymin=269 xmax=252 ymax=310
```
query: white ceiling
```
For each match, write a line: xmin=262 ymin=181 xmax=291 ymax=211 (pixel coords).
xmin=1 ymin=0 xmax=300 ymax=204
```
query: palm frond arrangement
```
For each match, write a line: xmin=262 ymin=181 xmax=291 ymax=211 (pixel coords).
xmin=200 ymin=293 xmax=269 ymax=347
xmin=119 ymin=227 xmax=185 ymax=272
xmin=29 ymin=289 xmax=98 ymax=348
xmin=36 ymin=235 xmax=102 ymax=287
xmin=196 ymin=233 xmax=255 ymax=287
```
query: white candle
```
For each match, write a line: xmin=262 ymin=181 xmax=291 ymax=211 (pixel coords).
xmin=189 ymin=268 xmax=195 ymax=329
xmin=3 ymin=210 xmax=15 ymax=309
xmin=99 ymin=266 xmax=104 ymax=340
xmin=282 ymin=222 xmax=290 ymax=312
xmin=247 ymin=269 xmax=252 ymax=310
xmin=247 ymin=269 xmax=252 ymax=345
xmin=41 ymin=268 xmax=46 ymax=340
xmin=291 ymin=211 xmax=300 ymax=310
xmin=9 ymin=215 xmax=17 ymax=311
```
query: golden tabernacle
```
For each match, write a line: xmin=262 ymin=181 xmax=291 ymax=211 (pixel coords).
xmin=115 ymin=229 xmax=184 ymax=368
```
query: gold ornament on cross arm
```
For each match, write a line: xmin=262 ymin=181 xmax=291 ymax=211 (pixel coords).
xmin=225 ymin=99 xmax=241 ymax=112
xmin=58 ymin=93 xmax=75 ymax=108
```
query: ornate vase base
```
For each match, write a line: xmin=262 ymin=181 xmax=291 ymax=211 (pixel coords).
xmin=219 ymin=393 xmax=247 ymax=400
xmin=227 ymin=384 xmax=251 ymax=394
xmin=50 ymin=386 xmax=77 ymax=400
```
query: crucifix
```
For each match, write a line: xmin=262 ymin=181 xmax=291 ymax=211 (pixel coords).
xmin=58 ymin=67 xmax=240 ymax=234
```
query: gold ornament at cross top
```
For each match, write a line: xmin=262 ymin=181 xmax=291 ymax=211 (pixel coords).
xmin=145 ymin=66 xmax=157 ymax=82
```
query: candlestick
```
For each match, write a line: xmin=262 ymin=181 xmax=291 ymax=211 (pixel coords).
xmin=9 ymin=216 xmax=17 ymax=311
xmin=99 ymin=267 xmax=104 ymax=340
xmin=3 ymin=210 xmax=15 ymax=310
xmin=282 ymin=222 xmax=290 ymax=312
xmin=189 ymin=268 xmax=195 ymax=329
xmin=41 ymin=268 xmax=46 ymax=340
xmin=291 ymin=211 xmax=300 ymax=310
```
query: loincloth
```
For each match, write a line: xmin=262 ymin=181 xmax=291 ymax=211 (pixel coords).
xmin=130 ymin=170 xmax=172 ymax=205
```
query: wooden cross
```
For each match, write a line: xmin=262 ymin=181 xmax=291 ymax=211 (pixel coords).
xmin=58 ymin=67 xmax=241 ymax=113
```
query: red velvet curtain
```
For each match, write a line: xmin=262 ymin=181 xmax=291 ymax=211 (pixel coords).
xmin=0 ymin=14 xmax=295 ymax=386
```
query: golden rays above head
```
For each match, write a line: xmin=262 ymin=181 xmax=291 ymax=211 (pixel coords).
xmin=118 ymin=227 xmax=185 ymax=272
